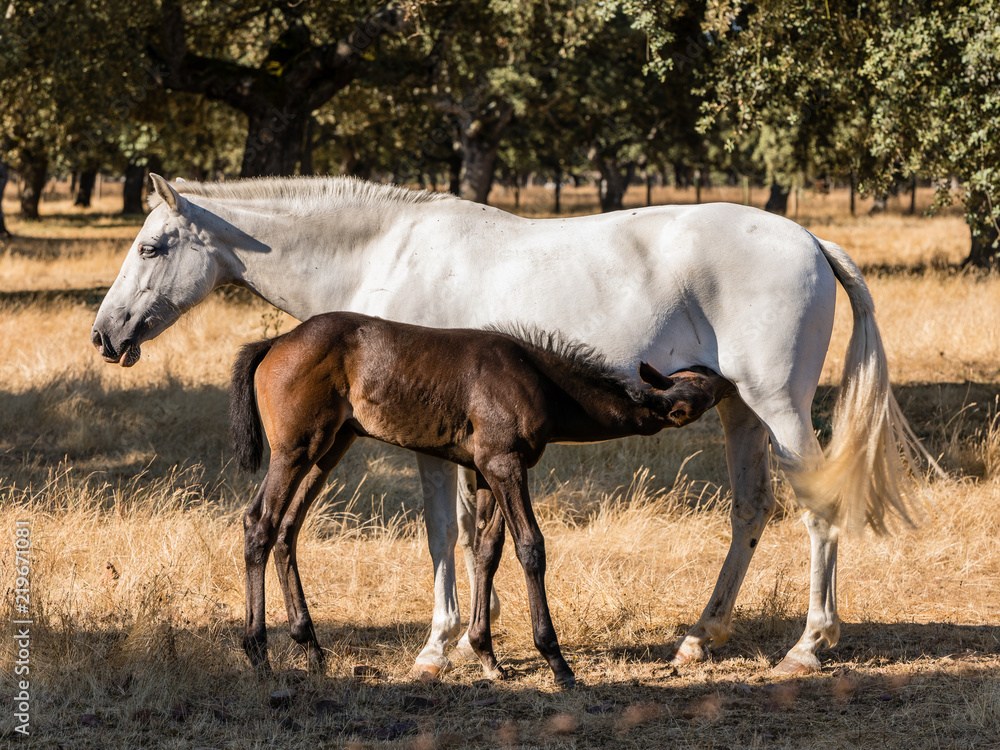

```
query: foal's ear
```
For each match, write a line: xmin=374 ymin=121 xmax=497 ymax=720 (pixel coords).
xmin=638 ymin=361 xmax=674 ymax=390
xmin=149 ymin=173 xmax=184 ymax=212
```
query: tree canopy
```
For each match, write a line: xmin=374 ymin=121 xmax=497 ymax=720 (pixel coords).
xmin=1 ymin=0 xmax=998 ymax=264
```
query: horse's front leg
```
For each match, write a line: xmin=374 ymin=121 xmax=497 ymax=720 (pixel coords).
xmin=466 ymin=482 xmax=507 ymax=680
xmin=454 ymin=465 xmax=502 ymax=661
xmin=410 ymin=455 xmax=462 ymax=679
xmin=480 ymin=453 xmax=575 ymax=688
xmin=271 ymin=429 xmax=357 ymax=674
xmin=672 ymin=396 xmax=775 ymax=665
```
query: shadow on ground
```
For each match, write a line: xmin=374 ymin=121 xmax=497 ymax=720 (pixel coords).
xmin=7 ymin=616 xmax=999 ymax=748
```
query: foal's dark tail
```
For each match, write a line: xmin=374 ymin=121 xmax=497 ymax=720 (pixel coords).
xmin=229 ymin=338 xmax=277 ymax=474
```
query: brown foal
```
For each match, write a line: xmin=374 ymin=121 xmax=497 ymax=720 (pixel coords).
xmin=230 ymin=311 xmax=733 ymax=687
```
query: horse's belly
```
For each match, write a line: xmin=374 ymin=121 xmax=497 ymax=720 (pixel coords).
xmin=348 ymin=404 xmax=473 ymax=461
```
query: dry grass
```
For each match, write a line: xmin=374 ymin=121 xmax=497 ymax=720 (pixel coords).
xmin=2 ymin=186 xmax=1000 ymax=747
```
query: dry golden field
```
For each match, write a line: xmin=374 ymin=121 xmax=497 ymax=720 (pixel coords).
xmin=2 ymin=182 xmax=999 ymax=748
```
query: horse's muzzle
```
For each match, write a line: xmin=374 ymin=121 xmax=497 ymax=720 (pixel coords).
xmin=91 ymin=328 xmax=141 ymax=367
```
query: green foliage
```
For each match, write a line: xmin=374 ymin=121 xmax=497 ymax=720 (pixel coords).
xmin=0 ymin=0 xmax=154 ymax=169
xmin=862 ymin=2 xmax=1000 ymax=256
xmin=623 ymin=0 xmax=1000 ymax=258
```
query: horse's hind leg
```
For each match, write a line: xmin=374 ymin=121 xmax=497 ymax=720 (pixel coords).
xmin=271 ymin=428 xmax=357 ymax=673
xmin=688 ymin=389 xmax=837 ymax=675
xmin=244 ymin=454 xmax=318 ymax=675
xmin=762 ymin=407 xmax=839 ymax=675
xmin=243 ymin=475 xmax=272 ymax=673
xmin=466 ymin=482 xmax=507 ymax=680
xmin=772 ymin=511 xmax=838 ymax=675
xmin=672 ymin=395 xmax=775 ymax=665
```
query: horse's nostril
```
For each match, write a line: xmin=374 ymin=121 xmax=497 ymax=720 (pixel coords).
xmin=91 ymin=329 xmax=103 ymax=351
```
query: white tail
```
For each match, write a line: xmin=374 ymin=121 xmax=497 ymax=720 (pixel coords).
xmin=791 ymin=240 xmax=940 ymax=535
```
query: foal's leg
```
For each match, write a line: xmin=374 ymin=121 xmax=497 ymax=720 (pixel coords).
xmin=243 ymin=475 xmax=272 ymax=673
xmin=480 ymin=453 xmax=575 ymax=688
xmin=455 ymin=465 xmax=502 ymax=661
xmin=244 ymin=453 xmax=321 ymax=675
xmin=672 ymin=396 xmax=775 ymax=665
xmin=271 ymin=428 xmax=357 ymax=673
xmin=465 ymin=483 xmax=507 ymax=680
xmin=410 ymin=455 xmax=462 ymax=679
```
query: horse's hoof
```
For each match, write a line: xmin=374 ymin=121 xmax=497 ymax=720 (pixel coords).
xmin=772 ymin=654 xmax=821 ymax=676
xmin=670 ymin=638 xmax=709 ymax=666
xmin=409 ymin=662 xmax=447 ymax=683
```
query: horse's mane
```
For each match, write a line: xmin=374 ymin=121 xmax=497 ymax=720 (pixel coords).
xmin=149 ymin=176 xmax=457 ymax=214
xmin=486 ymin=322 xmax=642 ymax=399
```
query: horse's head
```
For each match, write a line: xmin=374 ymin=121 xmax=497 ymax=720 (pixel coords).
xmin=91 ymin=174 xmax=231 ymax=366
xmin=638 ymin=362 xmax=733 ymax=427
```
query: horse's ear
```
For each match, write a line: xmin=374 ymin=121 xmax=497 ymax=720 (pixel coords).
xmin=149 ymin=173 xmax=183 ymax=211
xmin=638 ymin=361 xmax=674 ymax=390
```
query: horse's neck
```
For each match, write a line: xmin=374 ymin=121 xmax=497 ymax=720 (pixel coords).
xmin=222 ymin=202 xmax=405 ymax=321
xmin=527 ymin=347 xmax=655 ymax=439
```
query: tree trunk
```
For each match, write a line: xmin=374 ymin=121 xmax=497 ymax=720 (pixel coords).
xmin=122 ymin=162 xmax=147 ymax=214
xmin=765 ymin=183 xmax=790 ymax=215
xmin=595 ymin=158 xmax=635 ymax=213
xmin=849 ymin=173 xmax=857 ymax=216
xmin=19 ymin=147 xmax=47 ymax=220
xmin=963 ymin=194 xmax=1000 ymax=268
xmin=75 ymin=169 xmax=98 ymax=208
xmin=458 ymin=136 xmax=500 ymax=204
xmin=241 ymin=106 xmax=309 ymax=178
xmin=0 ymin=161 xmax=9 ymax=237
xmin=908 ymin=176 xmax=917 ymax=216
xmin=869 ymin=193 xmax=888 ymax=215
xmin=554 ymin=175 xmax=562 ymax=215
xmin=299 ymin=116 xmax=315 ymax=177
xmin=673 ymin=161 xmax=691 ymax=189
xmin=448 ymin=153 xmax=462 ymax=196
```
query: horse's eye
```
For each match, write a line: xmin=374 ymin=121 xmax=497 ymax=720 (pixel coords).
xmin=139 ymin=244 xmax=161 ymax=259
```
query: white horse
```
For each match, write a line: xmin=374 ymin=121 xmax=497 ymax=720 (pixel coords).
xmin=92 ymin=174 xmax=925 ymax=677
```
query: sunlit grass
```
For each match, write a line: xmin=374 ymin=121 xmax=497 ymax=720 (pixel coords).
xmin=1 ymin=185 xmax=998 ymax=746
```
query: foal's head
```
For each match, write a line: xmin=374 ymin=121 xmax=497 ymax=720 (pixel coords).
xmin=637 ymin=362 xmax=731 ymax=427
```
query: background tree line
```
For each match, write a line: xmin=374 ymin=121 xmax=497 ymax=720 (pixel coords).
xmin=1 ymin=0 xmax=997 ymax=265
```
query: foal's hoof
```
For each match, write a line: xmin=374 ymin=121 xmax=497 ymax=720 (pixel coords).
xmin=772 ymin=653 xmax=821 ymax=676
xmin=308 ymin=657 xmax=326 ymax=676
xmin=555 ymin=672 xmax=577 ymax=690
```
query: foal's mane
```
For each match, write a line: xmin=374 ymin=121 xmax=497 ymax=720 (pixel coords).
xmin=149 ymin=176 xmax=456 ymax=214
xmin=486 ymin=323 xmax=643 ymax=400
